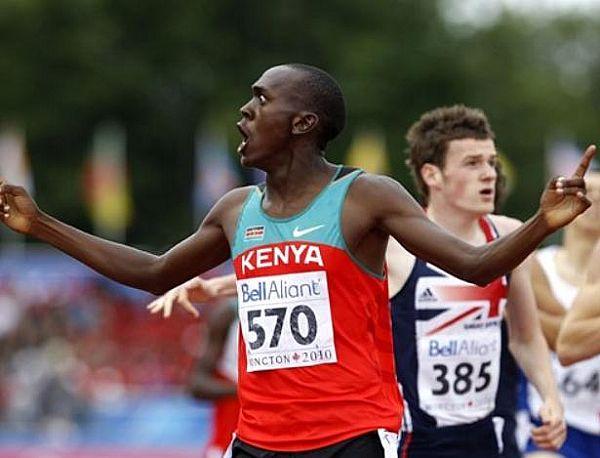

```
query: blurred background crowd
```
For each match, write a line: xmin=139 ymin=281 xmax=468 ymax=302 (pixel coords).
xmin=0 ymin=250 xmax=214 ymax=456
xmin=1 ymin=0 xmax=600 ymax=455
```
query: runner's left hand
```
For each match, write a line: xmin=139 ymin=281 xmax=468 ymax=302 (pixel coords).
xmin=531 ymin=397 xmax=566 ymax=450
xmin=538 ymin=145 xmax=596 ymax=231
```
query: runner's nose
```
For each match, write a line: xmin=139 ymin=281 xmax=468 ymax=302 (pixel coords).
xmin=239 ymin=101 xmax=253 ymax=120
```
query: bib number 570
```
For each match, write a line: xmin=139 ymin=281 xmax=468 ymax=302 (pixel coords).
xmin=247 ymin=305 xmax=317 ymax=350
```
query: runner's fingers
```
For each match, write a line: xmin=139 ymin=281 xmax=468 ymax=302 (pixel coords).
xmin=163 ymin=297 xmax=174 ymax=318
xmin=555 ymin=186 xmax=590 ymax=200
xmin=573 ymin=144 xmax=596 ymax=178
xmin=549 ymin=176 xmax=565 ymax=189
xmin=531 ymin=425 xmax=550 ymax=439
xmin=533 ymin=429 xmax=566 ymax=451
xmin=539 ymin=410 xmax=561 ymax=426
xmin=531 ymin=433 xmax=561 ymax=450
xmin=147 ymin=299 xmax=164 ymax=313
xmin=181 ymin=299 xmax=199 ymax=318
xmin=0 ymin=188 xmax=9 ymax=214
xmin=561 ymin=177 xmax=585 ymax=188
xmin=532 ymin=422 xmax=566 ymax=447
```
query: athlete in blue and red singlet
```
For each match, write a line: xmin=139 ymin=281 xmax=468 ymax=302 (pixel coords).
xmin=0 ymin=65 xmax=594 ymax=457
xmin=389 ymin=106 xmax=565 ymax=458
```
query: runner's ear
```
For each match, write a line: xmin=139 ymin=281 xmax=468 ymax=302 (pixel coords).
xmin=291 ymin=112 xmax=319 ymax=135
xmin=421 ymin=163 xmax=443 ymax=190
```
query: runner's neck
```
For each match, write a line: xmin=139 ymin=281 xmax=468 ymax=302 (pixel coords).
xmin=263 ymin=157 xmax=338 ymax=218
xmin=426 ymin=205 xmax=488 ymax=245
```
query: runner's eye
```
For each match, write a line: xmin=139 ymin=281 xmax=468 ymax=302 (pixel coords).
xmin=258 ymin=94 xmax=267 ymax=105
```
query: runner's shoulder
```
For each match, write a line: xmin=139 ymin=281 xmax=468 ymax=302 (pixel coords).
xmin=488 ymin=214 xmax=522 ymax=236
xmin=348 ymin=173 xmax=411 ymax=209
xmin=205 ymin=186 xmax=257 ymax=225
xmin=213 ymin=186 xmax=256 ymax=212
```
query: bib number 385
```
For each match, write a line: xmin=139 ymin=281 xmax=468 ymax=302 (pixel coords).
xmin=237 ymin=271 xmax=337 ymax=372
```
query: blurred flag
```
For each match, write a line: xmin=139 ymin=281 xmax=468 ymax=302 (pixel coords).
xmin=83 ymin=122 xmax=132 ymax=241
xmin=193 ymin=127 xmax=239 ymax=223
xmin=0 ymin=124 xmax=34 ymax=194
xmin=345 ymin=129 xmax=389 ymax=174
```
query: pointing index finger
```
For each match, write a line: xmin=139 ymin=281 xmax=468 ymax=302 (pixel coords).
xmin=573 ymin=145 xmax=597 ymax=178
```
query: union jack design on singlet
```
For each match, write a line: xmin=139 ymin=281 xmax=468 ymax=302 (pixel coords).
xmin=230 ymin=166 xmax=401 ymax=452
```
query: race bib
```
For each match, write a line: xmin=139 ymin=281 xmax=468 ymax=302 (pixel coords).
xmin=237 ymin=271 xmax=337 ymax=372
xmin=415 ymin=276 xmax=505 ymax=426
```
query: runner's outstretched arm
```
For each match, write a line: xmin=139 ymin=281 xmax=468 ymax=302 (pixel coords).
xmin=556 ymin=240 xmax=600 ymax=365
xmin=0 ymin=184 xmax=252 ymax=295
xmin=360 ymin=146 xmax=596 ymax=286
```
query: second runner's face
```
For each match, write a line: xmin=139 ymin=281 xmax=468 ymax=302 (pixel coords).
xmin=237 ymin=66 xmax=303 ymax=168
xmin=438 ymin=138 xmax=498 ymax=216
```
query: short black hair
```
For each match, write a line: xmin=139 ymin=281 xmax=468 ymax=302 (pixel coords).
xmin=285 ymin=63 xmax=346 ymax=150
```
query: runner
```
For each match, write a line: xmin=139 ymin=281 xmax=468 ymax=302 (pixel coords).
xmin=0 ymin=64 xmax=594 ymax=457
xmin=526 ymin=170 xmax=600 ymax=458
xmin=390 ymin=105 xmax=564 ymax=458
xmin=148 ymin=276 xmax=239 ymax=458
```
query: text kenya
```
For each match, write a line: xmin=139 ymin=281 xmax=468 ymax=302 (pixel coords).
xmin=241 ymin=244 xmax=324 ymax=274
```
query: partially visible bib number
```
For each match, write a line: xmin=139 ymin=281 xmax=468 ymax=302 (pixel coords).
xmin=529 ymin=355 xmax=600 ymax=434
xmin=237 ymin=271 xmax=337 ymax=372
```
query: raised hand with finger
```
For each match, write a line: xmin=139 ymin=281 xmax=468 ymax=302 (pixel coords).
xmin=538 ymin=144 xmax=596 ymax=230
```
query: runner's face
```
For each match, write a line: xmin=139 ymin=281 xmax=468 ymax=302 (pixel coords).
xmin=573 ymin=171 xmax=600 ymax=234
xmin=237 ymin=66 xmax=304 ymax=168
xmin=437 ymin=138 xmax=497 ymax=216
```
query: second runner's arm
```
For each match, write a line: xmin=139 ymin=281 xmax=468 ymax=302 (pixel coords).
xmin=502 ymin=247 xmax=565 ymax=450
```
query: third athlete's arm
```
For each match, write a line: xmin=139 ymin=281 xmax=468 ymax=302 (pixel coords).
xmin=556 ymin=242 xmax=600 ymax=365
xmin=531 ymin=256 xmax=566 ymax=351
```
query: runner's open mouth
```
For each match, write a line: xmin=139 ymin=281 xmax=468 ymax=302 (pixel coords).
xmin=237 ymin=123 xmax=250 ymax=154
